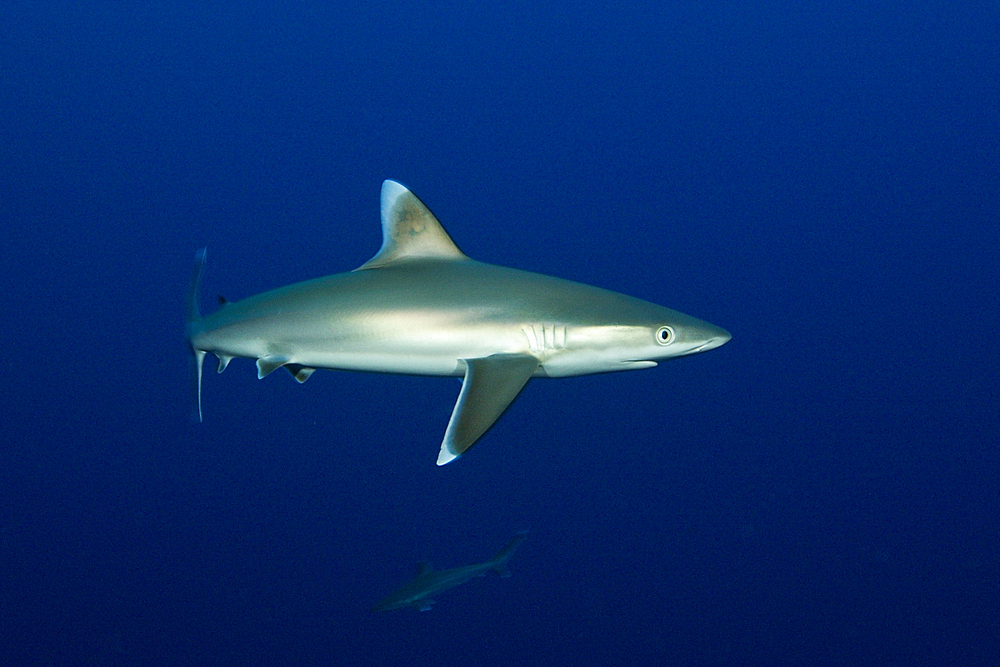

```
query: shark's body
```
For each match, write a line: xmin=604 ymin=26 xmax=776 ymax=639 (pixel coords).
xmin=187 ymin=180 xmax=730 ymax=464
xmin=372 ymin=532 xmax=527 ymax=612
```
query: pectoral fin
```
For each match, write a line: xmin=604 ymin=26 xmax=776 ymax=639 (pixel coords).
xmin=437 ymin=353 xmax=539 ymax=466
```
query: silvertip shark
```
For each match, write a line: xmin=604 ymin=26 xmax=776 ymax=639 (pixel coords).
xmin=186 ymin=180 xmax=730 ymax=465
xmin=371 ymin=531 xmax=528 ymax=612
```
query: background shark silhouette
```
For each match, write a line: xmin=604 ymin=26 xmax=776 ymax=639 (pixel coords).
xmin=372 ymin=532 xmax=527 ymax=611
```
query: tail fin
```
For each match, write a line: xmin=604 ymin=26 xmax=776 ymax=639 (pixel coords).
xmin=187 ymin=249 xmax=207 ymax=422
xmin=489 ymin=531 xmax=528 ymax=577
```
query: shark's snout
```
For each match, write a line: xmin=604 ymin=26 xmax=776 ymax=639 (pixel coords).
xmin=688 ymin=325 xmax=731 ymax=354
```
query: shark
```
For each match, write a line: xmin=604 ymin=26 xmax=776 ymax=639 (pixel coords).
xmin=187 ymin=180 xmax=730 ymax=464
xmin=371 ymin=532 xmax=528 ymax=612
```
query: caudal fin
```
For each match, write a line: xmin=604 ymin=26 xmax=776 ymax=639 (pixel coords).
xmin=489 ymin=531 xmax=528 ymax=577
xmin=187 ymin=249 xmax=207 ymax=422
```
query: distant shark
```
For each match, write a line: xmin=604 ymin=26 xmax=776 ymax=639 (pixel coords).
xmin=187 ymin=180 xmax=730 ymax=464
xmin=372 ymin=532 xmax=528 ymax=612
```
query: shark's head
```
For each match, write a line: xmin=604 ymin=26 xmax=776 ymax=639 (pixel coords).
xmin=543 ymin=297 xmax=731 ymax=376
xmin=645 ymin=307 xmax=732 ymax=360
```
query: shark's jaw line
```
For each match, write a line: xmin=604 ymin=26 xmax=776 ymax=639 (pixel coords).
xmin=187 ymin=180 xmax=730 ymax=464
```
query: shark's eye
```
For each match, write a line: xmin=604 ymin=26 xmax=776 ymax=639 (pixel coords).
xmin=656 ymin=326 xmax=675 ymax=345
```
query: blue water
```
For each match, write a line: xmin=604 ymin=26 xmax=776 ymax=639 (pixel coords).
xmin=2 ymin=1 xmax=998 ymax=665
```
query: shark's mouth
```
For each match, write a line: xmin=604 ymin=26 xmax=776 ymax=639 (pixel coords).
xmin=621 ymin=360 xmax=659 ymax=369
xmin=689 ymin=337 xmax=728 ymax=354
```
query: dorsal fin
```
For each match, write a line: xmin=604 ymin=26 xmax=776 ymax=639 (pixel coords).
xmin=355 ymin=180 xmax=468 ymax=271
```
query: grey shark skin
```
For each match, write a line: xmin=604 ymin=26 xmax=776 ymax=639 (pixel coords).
xmin=372 ymin=532 xmax=528 ymax=612
xmin=187 ymin=180 xmax=730 ymax=464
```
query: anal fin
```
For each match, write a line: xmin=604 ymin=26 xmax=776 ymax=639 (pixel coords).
xmin=215 ymin=353 xmax=233 ymax=374
xmin=437 ymin=353 xmax=539 ymax=466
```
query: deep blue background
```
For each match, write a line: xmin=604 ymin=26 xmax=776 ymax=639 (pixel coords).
xmin=2 ymin=1 xmax=998 ymax=665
